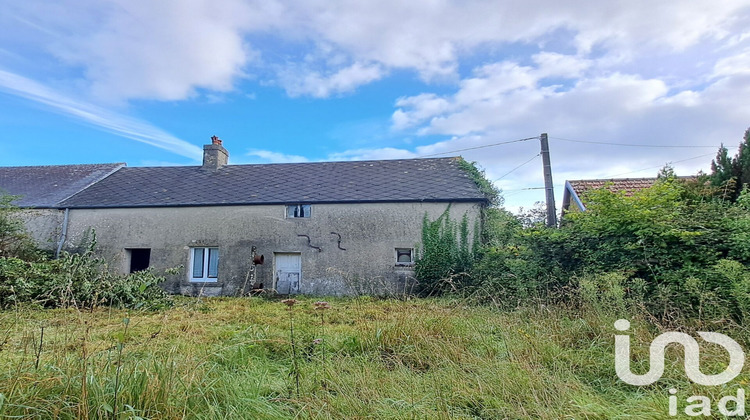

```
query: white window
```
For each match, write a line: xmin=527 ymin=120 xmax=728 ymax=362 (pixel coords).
xmin=190 ymin=247 xmax=219 ymax=282
xmin=396 ymin=248 xmax=413 ymax=265
xmin=286 ymin=204 xmax=311 ymax=218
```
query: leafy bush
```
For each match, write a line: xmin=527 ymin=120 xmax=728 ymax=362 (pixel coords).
xmin=0 ymin=250 xmax=172 ymax=310
xmin=576 ymin=272 xmax=627 ymax=314
xmin=469 ymin=175 xmax=750 ymax=322
xmin=0 ymin=194 xmax=42 ymax=261
xmin=0 ymin=193 xmax=171 ymax=310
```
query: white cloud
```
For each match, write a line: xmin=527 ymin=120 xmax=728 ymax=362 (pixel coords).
xmin=247 ymin=145 xmax=419 ymax=163
xmin=245 ymin=149 xmax=309 ymax=163
xmin=327 ymin=147 xmax=417 ymax=161
xmin=5 ymin=0 xmax=749 ymax=101
xmin=532 ymin=52 xmax=591 ymax=79
xmin=0 ymin=69 xmax=202 ymax=160
xmin=278 ymin=62 xmax=385 ymax=98
xmin=713 ymin=49 xmax=750 ymax=76
xmin=267 ymin=0 xmax=748 ymax=94
xmin=392 ymin=94 xmax=451 ymax=130
xmin=1 ymin=0 xmax=749 ymax=209
xmin=384 ymin=43 xmax=750 ymax=209
xmin=5 ymin=0 xmax=259 ymax=103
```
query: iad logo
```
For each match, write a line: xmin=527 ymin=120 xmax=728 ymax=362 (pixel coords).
xmin=614 ymin=319 xmax=744 ymax=386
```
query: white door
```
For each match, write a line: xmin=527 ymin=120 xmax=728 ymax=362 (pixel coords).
xmin=275 ymin=253 xmax=301 ymax=294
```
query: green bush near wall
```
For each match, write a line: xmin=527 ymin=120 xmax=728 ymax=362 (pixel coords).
xmin=0 ymin=194 xmax=172 ymax=310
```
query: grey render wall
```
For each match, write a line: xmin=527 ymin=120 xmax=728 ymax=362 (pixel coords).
xmin=61 ymin=202 xmax=481 ymax=296
xmin=18 ymin=209 xmax=64 ymax=251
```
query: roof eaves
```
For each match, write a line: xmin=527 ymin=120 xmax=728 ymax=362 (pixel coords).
xmin=564 ymin=180 xmax=586 ymax=211
xmin=63 ymin=197 xmax=488 ymax=209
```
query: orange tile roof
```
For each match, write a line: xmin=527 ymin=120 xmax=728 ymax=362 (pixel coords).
xmin=568 ymin=177 xmax=658 ymax=198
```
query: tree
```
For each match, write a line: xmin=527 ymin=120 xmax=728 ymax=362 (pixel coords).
xmin=0 ymin=193 xmax=39 ymax=260
xmin=736 ymin=128 xmax=750 ymax=188
xmin=657 ymin=164 xmax=676 ymax=179
xmin=710 ymin=128 xmax=750 ymax=201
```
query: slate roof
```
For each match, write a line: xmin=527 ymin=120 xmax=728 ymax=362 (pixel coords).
xmin=59 ymin=157 xmax=488 ymax=208
xmin=0 ymin=163 xmax=125 ymax=208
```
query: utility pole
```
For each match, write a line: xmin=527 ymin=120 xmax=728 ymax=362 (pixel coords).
xmin=540 ymin=133 xmax=557 ymax=227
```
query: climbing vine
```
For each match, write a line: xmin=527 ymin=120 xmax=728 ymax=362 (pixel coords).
xmin=456 ymin=158 xmax=502 ymax=207
xmin=414 ymin=207 xmax=475 ymax=295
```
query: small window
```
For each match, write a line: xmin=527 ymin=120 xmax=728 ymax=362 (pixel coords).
xmin=190 ymin=247 xmax=219 ymax=282
xmin=127 ymin=248 xmax=151 ymax=273
xmin=396 ymin=248 xmax=413 ymax=265
xmin=286 ymin=204 xmax=311 ymax=218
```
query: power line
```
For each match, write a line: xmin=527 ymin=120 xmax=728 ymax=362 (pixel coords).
xmin=503 ymin=186 xmax=558 ymax=198
xmin=502 ymin=186 xmax=546 ymax=191
xmin=494 ymin=153 xmax=540 ymax=181
xmin=418 ymin=136 xmax=538 ymax=158
xmin=607 ymin=152 xmax=721 ymax=178
xmin=551 ymin=136 xmax=723 ymax=149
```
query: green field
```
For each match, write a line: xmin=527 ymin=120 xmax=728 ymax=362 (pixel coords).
xmin=0 ymin=297 xmax=745 ymax=419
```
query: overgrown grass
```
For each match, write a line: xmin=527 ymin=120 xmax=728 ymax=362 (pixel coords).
xmin=0 ymin=297 xmax=746 ymax=419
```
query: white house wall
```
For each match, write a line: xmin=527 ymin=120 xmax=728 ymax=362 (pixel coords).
xmin=61 ymin=202 xmax=481 ymax=296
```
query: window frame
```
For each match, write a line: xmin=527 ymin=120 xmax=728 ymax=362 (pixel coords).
xmin=189 ymin=247 xmax=219 ymax=282
xmin=286 ymin=204 xmax=311 ymax=218
xmin=395 ymin=248 xmax=414 ymax=266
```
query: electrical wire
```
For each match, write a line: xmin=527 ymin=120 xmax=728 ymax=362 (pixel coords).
xmin=494 ymin=153 xmax=540 ymax=181
xmin=502 ymin=186 xmax=546 ymax=191
xmin=551 ymin=136 xmax=723 ymax=149
xmin=418 ymin=136 xmax=538 ymax=158
xmin=606 ymin=152 xmax=722 ymax=178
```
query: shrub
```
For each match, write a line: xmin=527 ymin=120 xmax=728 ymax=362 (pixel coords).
xmin=0 ymin=193 xmax=42 ymax=261
xmin=0 ymin=250 xmax=172 ymax=310
xmin=0 ymin=193 xmax=172 ymax=310
xmin=576 ymin=272 xmax=627 ymax=314
xmin=470 ymin=174 xmax=750 ymax=323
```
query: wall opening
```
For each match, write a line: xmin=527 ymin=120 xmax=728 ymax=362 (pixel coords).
xmin=127 ymin=248 xmax=151 ymax=273
xmin=395 ymin=248 xmax=414 ymax=265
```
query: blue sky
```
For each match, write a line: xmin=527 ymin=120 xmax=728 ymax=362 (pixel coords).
xmin=1 ymin=1 xmax=750 ymax=211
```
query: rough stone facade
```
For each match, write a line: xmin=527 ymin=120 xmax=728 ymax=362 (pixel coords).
xmin=60 ymin=202 xmax=481 ymax=296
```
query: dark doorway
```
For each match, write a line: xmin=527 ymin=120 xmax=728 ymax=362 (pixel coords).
xmin=128 ymin=248 xmax=151 ymax=273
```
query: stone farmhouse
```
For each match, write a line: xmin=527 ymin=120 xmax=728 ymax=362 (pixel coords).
xmin=0 ymin=138 xmax=489 ymax=296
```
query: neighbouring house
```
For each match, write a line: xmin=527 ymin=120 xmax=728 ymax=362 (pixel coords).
xmin=0 ymin=138 xmax=489 ymax=296
xmin=561 ymin=177 xmax=660 ymax=214
xmin=0 ymin=162 xmax=126 ymax=254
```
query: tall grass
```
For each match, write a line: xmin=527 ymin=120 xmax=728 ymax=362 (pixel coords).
xmin=0 ymin=297 xmax=745 ymax=419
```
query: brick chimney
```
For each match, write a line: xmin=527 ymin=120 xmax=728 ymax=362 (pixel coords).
xmin=203 ymin=135 xmax=229 ymax=170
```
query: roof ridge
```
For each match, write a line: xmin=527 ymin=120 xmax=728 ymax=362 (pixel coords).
xmin=56 ymin=163 xmax=127 ymax=206
xmin=568 ymin=177 xmax=658 ymax=182
xmin=568 ymin=175 xmax=696 ymax=183
xmin=0 ymin=162 xmax=126 ymax=169
xmin=120 ymin=156 xmax=460 ymax=170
